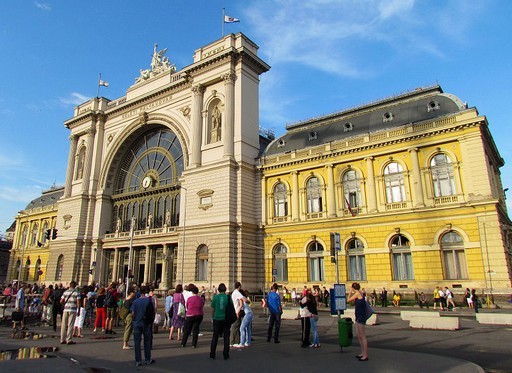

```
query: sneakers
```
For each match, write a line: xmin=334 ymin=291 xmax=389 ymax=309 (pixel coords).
xmin=243 ymin=343 xmax=250 ymax=347
xmin=145 ymin=359 xmax=155 ymax=365
xmin=123 ymin=345 xmax=133 ymax=350
xmin=232 ymin=344 xmax=243 ymax=348
xmin=198 ymin=333 xmax=204 ymax=336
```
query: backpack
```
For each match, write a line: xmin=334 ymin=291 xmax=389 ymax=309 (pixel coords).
xmin=225 ymin=296 xmax=237 ymax=325
xmin=105 ymin=290 xmax=117 ymax=308
xmin=145 ymin=298 xmax=155 ymax=325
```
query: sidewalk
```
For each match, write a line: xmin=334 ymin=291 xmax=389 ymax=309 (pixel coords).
xmin=0 ymin=306 xmax=486 ymax=373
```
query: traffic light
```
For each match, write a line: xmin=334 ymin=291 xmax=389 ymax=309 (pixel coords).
xmin=52 ymin=229 xmax=58 ymax=240
xmin=44 ymin=229 xmax=51 ymax=241
xmin=88 ymin=269 xmax=93 ymax=275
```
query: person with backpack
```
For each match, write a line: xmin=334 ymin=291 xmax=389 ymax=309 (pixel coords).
xmin=105 ymin=282 xmax=119 ymax=334
xmin=130 ymin=285 xmax=155 ymax=367
xmin=51 ymin=283 xmax=65 ymax=332
xmin=121 ymin=288 xmax=135 ymax=350
xmin=94 ymin=287 xmax=107 ymax=333
xmin=210 ymin=283 xmax=231 ymax=360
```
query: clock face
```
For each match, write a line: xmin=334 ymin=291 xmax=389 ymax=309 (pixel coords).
xmin=142 ymin=176 xmax=152 ymax=189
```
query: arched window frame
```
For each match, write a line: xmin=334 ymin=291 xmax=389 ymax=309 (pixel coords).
xmin=308 ymin=240 xmax=325 ymax=282
xmin=31 ymin=223 xmax=38 ymax=245
xmin=34 ymin=259 xmax=42 ymax=282
xmin=41 ymin=221 xmax=50 ymax=244
xmin=196 ymin=245 xmax=209 ymax=281
xmin=384 ymin=162 xmax=406 ymax=203
xmin=430 ymin=153 xmax=457 ymax=197
xmin=273 ymin=243 xmax=288 ymax=282
xmin=440 ymin=231 xmax=468 ymax=280
xmin=56 ymin=255 xmax=64 ymax=281
xmin=390 ymin=234 xmax=414 ymax=280
xmin=347 ymin=238 xmax=366 ymax=281
xmin=273 ymin=182 xmax=289 ymax=220
xmin=23 ymin=258 xmax=30 ymax=281
xmin=306 ymin=176 xmax=323 ymax=216
xmin=342 ymin=169 xmax=361 ymax=214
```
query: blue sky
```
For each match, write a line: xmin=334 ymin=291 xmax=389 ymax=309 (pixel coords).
xmin=1 ymin=0 xmax=511 ymax=233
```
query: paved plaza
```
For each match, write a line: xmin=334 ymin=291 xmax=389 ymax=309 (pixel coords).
xmin=0 ymin=305 xmax=511 ymax=373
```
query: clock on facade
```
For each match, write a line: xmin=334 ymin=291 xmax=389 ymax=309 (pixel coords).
xmin=142 ymin=176 xmax=153 ymax=189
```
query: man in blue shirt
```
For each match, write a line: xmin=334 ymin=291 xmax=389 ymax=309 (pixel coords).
xmin=267 ymin=283 xmax=282 ymax=343
xmin=130 ymin=286 xmax=154 ymax=367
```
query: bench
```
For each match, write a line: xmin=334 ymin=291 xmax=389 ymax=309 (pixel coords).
xmin=401 ymin=310 xmax=440 ymax=321
xmin=476 ymin=313 xmax=512 ymax=325
xmin=281 ymin=308 xmax=300 ymax=320
xmin=409 ymin=316 xmax=460 ymax=330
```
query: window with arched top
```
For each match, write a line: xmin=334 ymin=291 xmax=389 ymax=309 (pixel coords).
xmin=441 ymin=231 xmax=468 ymax=280
xmin=273 ymin=183 xmax=288 ymax=218
xmin=308 ymin=241 xmax=325 ymax=282
xmin=273 ymin=244 xmax=288 ymax=282
xmin=342 ymin=170 xmax=360 ymax=213
xmin=30 ymin=223 xmax=38 ymax=245
xmin=347 ymin=238 xmax=366 ymax=281
xmin=306 ymin=177 xmax=323 ymax=214
xmin=390 ymin=234 xmax=414 ymax=280
xmin=196 ymin=245 xmax=209 ymax=281
xmin=384 ymin=162 xmax=406 ymax=203
xmin=56 ymin=255 xmax=64 ymax=281
xmin=431 ymin=153 xmax=456 ymax=197
xmin=14 ymin=259 xmax=20 ymax=280
xmin=34 ymin=259 xmax=42 ymax=282
xmin=23 ymin=259 xmax=30 ymax=281
xmin=41 ymin=221 xmax=49 ymax=244
xmin=21 ymin=225 xmax=28 ymax=248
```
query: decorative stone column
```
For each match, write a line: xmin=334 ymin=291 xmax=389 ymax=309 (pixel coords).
xmin=365 ymin=157 xmax=378 ymax=213
xmin=190 ymin=84 xmax=205 ymax=167
xmin=81 ymin=128 xmax=96 ymax=193
xmin=64 ymin=135 xmax=78 ymax=197
xmin=291 ymin=171 xmax=300 ymax=221
xmin=222 ymin=72 xmax=236 ymax=158
xmin=326 ymin=164 xmax=337 ymax=218
xmin=112 ymin=248 xmax=119 ymax=284
xmin=144 ymin=245 xmax=151 ymax=284
xmin=408 ymin=147 xmax=425 ymax=207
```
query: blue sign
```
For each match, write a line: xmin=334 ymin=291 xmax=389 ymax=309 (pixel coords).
xmin=330 ymin=283 xmax=347 ymax=315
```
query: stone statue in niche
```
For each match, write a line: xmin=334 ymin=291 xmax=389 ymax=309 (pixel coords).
xmin=147 ymin=214 xmax=153 ymax=229
xmin=211 ymin=104 xmax=222 ymax=142
xmin=116 ymin=218 xmax=121 ymax=232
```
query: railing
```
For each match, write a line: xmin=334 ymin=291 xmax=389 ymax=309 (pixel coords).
xmin=306 ymin=212 xmax=325 ymax=219
xmin=385 ymin=202 xmax=408 ymax=211
xmin=434 ymin=195 xmax=459 ymax=205
xmin=272 ymin=216 xmax=289 ymax=223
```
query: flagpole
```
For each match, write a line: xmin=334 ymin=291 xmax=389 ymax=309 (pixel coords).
xmin=222 ymin=8 xmax=225 ymax=37
xmin=96 ymin=73 xmax=101 ymax=98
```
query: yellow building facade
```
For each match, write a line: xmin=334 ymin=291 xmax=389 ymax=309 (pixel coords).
xmin=7 ymin=187 xmax=63 ymax=285
xmin=259 ymin=86 xmax=512 ymax=295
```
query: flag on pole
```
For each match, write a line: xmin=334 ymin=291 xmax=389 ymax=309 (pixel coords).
xmin=99 ymin=79 xmax=109 ymax=87
xmin=345 ymin=197 xmax=356 ymax=217
xmin=224 ymin=15 xmax=240 ymax=23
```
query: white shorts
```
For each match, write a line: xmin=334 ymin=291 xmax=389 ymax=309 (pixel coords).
xmin=74 ymin=307 xmax=86 ymax=328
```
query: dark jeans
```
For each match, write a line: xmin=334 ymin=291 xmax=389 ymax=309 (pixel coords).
xmin=211 ymin=320 xmax=230 ymax=359
xmin=182 ymin=315 xmax=203 ymax=347
xmin=267 ymin=312 xmax=281 ymax=342
xmin=229 ymin=316 xmax=242 ymax=345
xmin=301 ymin=317 xmax=311 ymax=347
xmin=133 ymin=322 xmax=152 ymax=364
xmin=52 ymin=304 xmax=63 ymax=331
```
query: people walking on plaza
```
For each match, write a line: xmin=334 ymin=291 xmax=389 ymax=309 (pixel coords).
xmin=323 ymin=286 xmax=330 ymax=307
xmin=105 ymin=282 xmax=119 ymax=334
xmin=121 ymin=288 xmax=135 ymax=350
xmin=433 ymin=286 xmax=445 ymax=310
xmin=471 ymin=289 xmax=479 ymax=313
xmin=307 ymin=290 xmax=320 ymax=348
xmin=94 ymin=287 xmax=107 ymax=332
xmin=230 ymin=281 xmax=244 ymax=347
xmin=348 ymin=282 xmax=369 ymax=361
xmin=72 ymin=286 xmax=87 ymax=338
xmin=130 ymin=285 xmax=155 ymax=366
xmin=267 ymin=282 xmax=282 ymax=344
xmin=445 ymin=287 xmax=457 ymax=310
xmin=370 ymin=289 xmax=377 ymax=307
xmin=60 ymin=281 xmax=81 ymax=345
xmin=14 ymin=283 xmax=28 ymax=330
xmin=380 ymin=288 xmax=388 ymax=307
xmin=85 ymin=285 xmax=96 ymax=327
xmin=51 ymin=283 xmax=64 ymax=332
xmin=464 ymin=288 xmax=472 ymax=308
xmin=239 ymin=289 xmax=253 ymax=347
xmin=41 ymin=284 xmax=54 ymax=325
xmin=181 ymin=284 xmax=205 ymax=348
xmin=210 ymin=283 xmax=231 ymax=360
xmin=169 ymin=284 xmax=185 ymax=341
xmin=299 ymin=288 xmax=312 ymax=348
xmin=164 ymin=289 xmax=173 ymax=330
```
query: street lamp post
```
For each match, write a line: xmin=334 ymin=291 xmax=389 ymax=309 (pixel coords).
xmin=180 ymin=186 xmax=187 ymax=285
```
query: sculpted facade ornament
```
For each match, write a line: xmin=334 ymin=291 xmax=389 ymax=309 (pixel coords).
xmin=222 ymin=72 xmax=237 ymax=85
xmin=139 ymin=111 xmax=148 ymax=125
xmin=135 ymin=43 xmax=177 ymax=84
xmin=180 ymin=106 xmax=191 ymax=120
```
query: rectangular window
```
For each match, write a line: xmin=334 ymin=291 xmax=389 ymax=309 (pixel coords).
xmin=392 ymin=252 xmax=414 ymax=280
xmin=309 ymin=257 xmax=324 ymax=281
xmin=349 ymin=255 xmax=366 ymax=281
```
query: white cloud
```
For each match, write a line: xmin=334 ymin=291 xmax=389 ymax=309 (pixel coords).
xmin=34 ymin=2 xmax=51 ymax=11
xmin=59 ymin=92 xmax=91 ymax=106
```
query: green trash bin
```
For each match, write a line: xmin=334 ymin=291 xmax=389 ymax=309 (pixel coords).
xmin=338 ymin=317 xmax=353 ymax=347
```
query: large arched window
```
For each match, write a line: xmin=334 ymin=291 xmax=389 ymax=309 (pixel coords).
xmin=273 ymin=182 xmax=288 ymax=218
xmin=384 ymin=162 xmax=406 ymax=203
xmin=308 ymin=241 xmax=324 ymax=282
xmin=34 ymin=259 xmax=42 ymax=282
xmin=441 ymin=231 xmax=468 ymax=280
xmin=431 ymin=153 xmax=456 ymax=197
xmin=390 ymin=234 xmax=414 ymax=280
xmin=21 ymin=225 xmax=28 ymax=248
xmin=30 ymin=223 xmax=38 ymax=245
xmin=196 ymin=245 xmax=208 ymax=281
xmin=55 ymin=255 xmax=64 ymax=281
xmin=347 ymin=238 xmax=366 ymax=281
xmin=273 ymin=244 xmax=288 ymax=282
xmin=306 ymin=177 xmax=323 ymax=214
xmin=41 ymin=221 xmax=49 ymax=244
xmin=13 ymin=259 xmax=20 ymax=280
xmin=23 ymin=259 xmax=30 ymax=281
xmin=342 ymin=170 xmax=360 ymax=214
xmin=112 ymin=127 xmax=184 ymax=232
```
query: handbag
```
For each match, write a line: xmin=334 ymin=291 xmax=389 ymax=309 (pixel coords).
xmin=177 ymin=302 xmax=186 ymax=317
xmin=225 ymin=297 xmax=237 ymax=325
xmin=238 ymin=308 xmax=246 ymax=319
xmin=364 ymin=300 xmax=374 ymax=321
